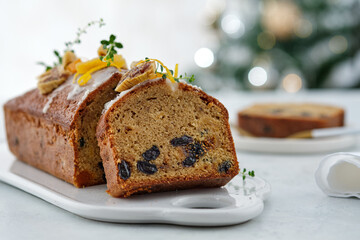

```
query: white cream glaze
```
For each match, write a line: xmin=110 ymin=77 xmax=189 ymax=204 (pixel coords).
xmin=42 ymin=67 xmax=119 ymax=113
xmin=42 ymin=83 xmax=68 ymax=114
xmin=165 ymin=78 xmax=179 ymax=92
xmin=67 ymin=67 xmax=118 ymax=101
xmin=179 ymin=79 xmax=202 ymax=90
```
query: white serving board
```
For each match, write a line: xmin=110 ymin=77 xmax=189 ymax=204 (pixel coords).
xmin=0 ymin=143 xmax=270 ymax=226
xmin=231 ymin=126 xmax=357 ymax=154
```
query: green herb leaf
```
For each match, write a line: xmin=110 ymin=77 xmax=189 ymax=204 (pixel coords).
xmin=99 ymin=34 xmax=124 ymax=67
xmin=115 ymin=42 xmax=123 ymax=48
xmin=109 ymin=34 xmax=116 ymax=43
xmin=101 ymin=40 xmax=109 ymax=45
xmin=241 ymin=169 xmax=256 ymax=181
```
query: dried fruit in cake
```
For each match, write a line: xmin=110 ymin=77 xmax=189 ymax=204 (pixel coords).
xmin=238 ymin=103 xmax=345 ymax=138
xmin=97 ymin=75 xmax=238 ymax=197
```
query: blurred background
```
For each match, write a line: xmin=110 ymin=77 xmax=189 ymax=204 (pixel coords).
xmin=1 ymin=0 xmax=360 ymax=97
xmin=0 ymin=0 xmax=360 ymax=139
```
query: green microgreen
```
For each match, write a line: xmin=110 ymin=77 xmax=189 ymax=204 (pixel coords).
xmin=99 ymin=34 xmax=124 ymax=66
xmin=241 ymin=168 xmax=255 ymax=181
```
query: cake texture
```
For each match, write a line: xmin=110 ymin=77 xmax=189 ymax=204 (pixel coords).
xmin=97 ymin=78 xmax=239 ymax=197
xmin=238 ymin=103 xmax=344 ymax=138
xmin=4 ymin=67 xmax=124 ymax=187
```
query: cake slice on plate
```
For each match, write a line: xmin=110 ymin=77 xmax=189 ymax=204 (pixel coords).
xmin=238 ymin=103 xmax=344 ymax=138
xmin=97 ymin=60 xmax=239 ymax=197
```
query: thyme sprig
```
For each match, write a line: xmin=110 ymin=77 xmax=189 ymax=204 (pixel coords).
xmin=99 ymin=34 xmax=123 ymax=66
xmin=175 ymin=73 xmax=196 ymax=83
xmin=37 ymin=50 xmax=62 ymax=71
xmin=65 ymin=18 xmax=105 ymax=51
xmin=38 ymin=19 xmax=105 ymax=71
xmin=145 ymin=58 xmax=196 ymax=83
xmin=241 ymin=168 xmax=255 ymax=181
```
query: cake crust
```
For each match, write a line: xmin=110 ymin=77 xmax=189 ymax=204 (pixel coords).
xmin=4 ymin=68 xmax=123 ymax=187
xmin=97 ymin=78 xmax=238 ymax=197
xmin=238 ymin=103 xmax=344 ymax=138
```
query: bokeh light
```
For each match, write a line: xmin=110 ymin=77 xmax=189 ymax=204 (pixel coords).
xmin=221 ymin=14 xmax=245 ymax=38
xmin=282 ymin=73 xmax=302 ymax=93
xmin=329 ymin=35 xmax=348 ymax=54
xmin=294 ymin=19 xmax=313 ymax=38
xmin=248 ymin=67 xmax=267 ymax=86
xmin=257 ymin=32 xmax=276 ymax=50
xmin=194 ymin=48 xmax=214 ymax=68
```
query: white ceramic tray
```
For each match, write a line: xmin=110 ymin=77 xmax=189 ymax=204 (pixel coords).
xmin=0 ymin=143 xmax=270 ymax=226
xmin=231 ymin=126 xmax=357 ymax=154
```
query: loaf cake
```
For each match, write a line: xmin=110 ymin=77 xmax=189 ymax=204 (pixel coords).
xmin=97 ymin=61 xmax=239 ymax=197
xmin=4 ymin=51 xmax=127 ymax=186
xmin=238 ymin=103 xmax=344 ymax=138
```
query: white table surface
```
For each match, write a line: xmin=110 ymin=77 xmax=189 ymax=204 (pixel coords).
xmin=1 ymin=90 xmax=360 ymax=240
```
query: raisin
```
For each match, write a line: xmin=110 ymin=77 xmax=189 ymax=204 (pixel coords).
xmin=301 ymin=112 xmax=312 ymax=117
xmin=187 ymin=142 xmax=205 ymax=158
xmin=218 ymin=161 xmax=232 ymax=173
xmin=137 ymin=161 xmax=158 ymax=174
xmin=14 ymin=137 xmax=19 ymax=146
xmin=98 ymin=162 xmax=104 ymax=170
xmin=182 ymin=156 xmax=197 ymax=167
xmin=271 ymin=109 xmax=283 ymax=114
xmin=142 ymin=145 xmax=160 ymax=161
xmin=79 ymin=137 xmax=85 ymax=147
xmin=170 ymin=135 xmax=193 ymax=146
xmin=320 ymin=114 xmax=328 ymax=118
xmin=118 ymin=161 xmax=131 ymax=180
xmin=263 ymin=125 xmax=272 ymax=134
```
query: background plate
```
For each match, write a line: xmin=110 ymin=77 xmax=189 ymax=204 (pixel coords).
xmin=0 ymin=143 xmax=270 ymax=226
xmin=231 ymin=126 xmax=358 ymax=154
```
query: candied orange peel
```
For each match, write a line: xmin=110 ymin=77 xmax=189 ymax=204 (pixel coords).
xmin=136 ymin=58 xmax=177 ymax=83
xmin=73 ymin=54 xmax=127 ymax=86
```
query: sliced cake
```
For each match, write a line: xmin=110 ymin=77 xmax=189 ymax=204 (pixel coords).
xmin=97 ymin=61 xmax=239 ymax=197
xmin=4 ymin=50 xmax=127 ymax=187
xmin=238 ymin=103 xmax=344 ymax=138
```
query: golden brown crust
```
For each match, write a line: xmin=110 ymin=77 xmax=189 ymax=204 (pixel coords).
xmin=238 ymin=103 xmax=345 ymax=138
xmin=97 ymin=78 xmax=238 ymax=197
xmin=4 ymin=69 xmax=123 ymax=187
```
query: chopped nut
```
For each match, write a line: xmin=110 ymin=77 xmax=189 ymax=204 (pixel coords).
xmin=115 ymin=61 xmax=156 ymax=92
xmin=37 ymin=66 xmax=70 ymax=94
xmin=97 ymin=45 xmax=108 ymax=57
xmin=62 ymin=51 xmax=78 ymax=68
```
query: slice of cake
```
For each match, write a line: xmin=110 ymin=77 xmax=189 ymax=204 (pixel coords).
xmin=97 ymin=61 xmax=239 ymax=197
xmin=238 ymin=103 xmax=344 ymax=138
xmin=4 ymin=51 xmax=127 ymax=187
